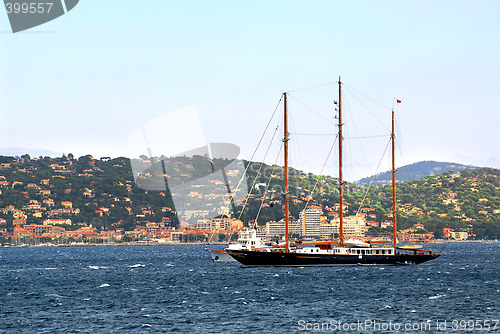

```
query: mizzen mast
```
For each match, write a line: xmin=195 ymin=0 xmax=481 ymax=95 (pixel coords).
xmin=391 ymin=107 xmax=397 ymax=251
xmin=337 ymin=77 xmax=344 ymax=247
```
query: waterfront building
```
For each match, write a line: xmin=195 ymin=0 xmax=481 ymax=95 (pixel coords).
xmin=331 ymin=214 xmax=366 ymax=237
xmin=196 ymin=217 xmax=243 ymax=231
xmin=298 ymin=206 xmax=322 ymax=238
xmin=170 ymin=231 xmax=183 ymax=242
xmin=24 ymin=224 xmax=51 ymax=236
xmin=266 ymin=220 xmax=302 ymax=238
xmin=450 ymin=231 xmax=468 ymax=240
xmin=320 ymin=223 xmax=339 ymax=239
xmin=255 ymin=226 xmax=267 ymax=241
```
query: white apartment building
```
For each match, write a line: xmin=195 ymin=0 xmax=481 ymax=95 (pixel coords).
xmin=331 ymin=214 xmax=366 ymax=237
xmin=320 ymin=224 xmax=340 ymax=238
xmin=298 ymin=206 xmax=322 ymax=238
xmin=266 ymin=220 xmax=303 ymax=238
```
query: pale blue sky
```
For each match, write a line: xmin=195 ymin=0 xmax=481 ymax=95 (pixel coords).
xmin=1 ymin=1 xmax=499 ymax=180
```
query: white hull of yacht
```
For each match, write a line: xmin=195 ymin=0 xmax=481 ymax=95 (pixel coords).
xmin=206 ymin=248 xmax=236 ymax=262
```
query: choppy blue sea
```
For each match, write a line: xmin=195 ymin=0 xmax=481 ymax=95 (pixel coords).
xmin=0 ymin=243 xmax=498 ymax=333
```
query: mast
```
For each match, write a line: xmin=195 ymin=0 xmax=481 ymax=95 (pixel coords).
xmin=283 ymin=92 xmax=290 ymax=253
xmin=338 ymin=77 xmax=344 ymax=247
xmin=391 ymin=108 xmax=397 ymax=251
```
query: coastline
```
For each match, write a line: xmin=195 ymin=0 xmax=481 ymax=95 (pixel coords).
xmin=2 ymin=239 xmax=498 ymax=248
xmin=2 ymin=241 xmax=228 ymax=248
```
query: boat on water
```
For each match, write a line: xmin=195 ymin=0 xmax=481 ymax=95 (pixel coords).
xmin=205 ymin=228 xmax=268 ymax=262
xmin=227 ymin=78 xmax=440 ymax=266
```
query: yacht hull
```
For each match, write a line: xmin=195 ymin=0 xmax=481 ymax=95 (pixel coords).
xmin=206 ymin=248 xmax=236 ymax=262
xmin=227 ymin=249 xmax=440 ymax=266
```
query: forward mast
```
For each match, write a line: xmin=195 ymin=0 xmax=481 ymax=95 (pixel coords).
xmin=337 ymin=77 xmax=344 ymax=247
xmin=283 ymin=92 xmax=290 ymax=253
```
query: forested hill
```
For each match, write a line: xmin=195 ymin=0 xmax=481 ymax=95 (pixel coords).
xmin=356 ymin=161 xmax=476 ymax=185
xmin=0 ymin=155 xmax=498 ymax=239
xmin=374 ymin=167 xmax=500 ymax=239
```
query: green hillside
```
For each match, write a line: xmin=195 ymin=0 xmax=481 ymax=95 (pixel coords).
xmin=242 ymin=162 xmax=500 ymax=239
xmin=0 ymin=155 xmax=178 ymax=231
xmin=0 ymin=154 xmax=498 ymax=239
xmin=390 ymin=168 xmax=500 ymax=239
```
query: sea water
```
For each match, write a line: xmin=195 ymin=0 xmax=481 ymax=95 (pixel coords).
xmin=1 ymin=243 xmax=498 ymax=333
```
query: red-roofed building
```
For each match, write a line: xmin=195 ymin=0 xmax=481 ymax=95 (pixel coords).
xmin=443 ymin=228 xmax=454 ymax=239
xmin=13 ymin=226 xmax=30 ymax=238
xmin=133 ymin=226 xmax=147 ymax=235
xmin=24 ymin=224 xmax=52 ymax=237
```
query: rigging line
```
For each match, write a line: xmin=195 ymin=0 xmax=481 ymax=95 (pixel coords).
xmin=301 ymin=134 xmax=339 ymax=212
xmin=287 ymin=81 xmax=337 ymax=93
xmin=254 ymin=145 xmax=283 ymax=224
xmin=344 ymin=95 xmax=368 ymax=170
xmin=222 ymin=96 xmax=282 ymax=242
xmin=394 ymin=110 xmax=406 ymax=166
xmin=355 ymin=137 xmax=392 ymax=217
xmin=229 ymin=95 xmax=282 ymax=195
xmin=237 ymin=124 xmax=281 ymax=222
xmin=343 ymin=126 xmax=356 ymax=185
xmin=346 ymin=134 xmax=390 ymax=139
xmin=287 ymin=94 xmax=335 ymax=126
xmin=342 ymin=82 xmax=392 ymax=111
xmin=342 ymin=85 xmax=390 ymax=133
xmin=251 ymin=95 xmax=283 ymax=162
xmin=291 ymin=133 xmax=389 ymax=139
xmin=288 ymin=103 xmax=303 ymax=167
xmin=291 ymin=133 xmax=336 ymax=136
